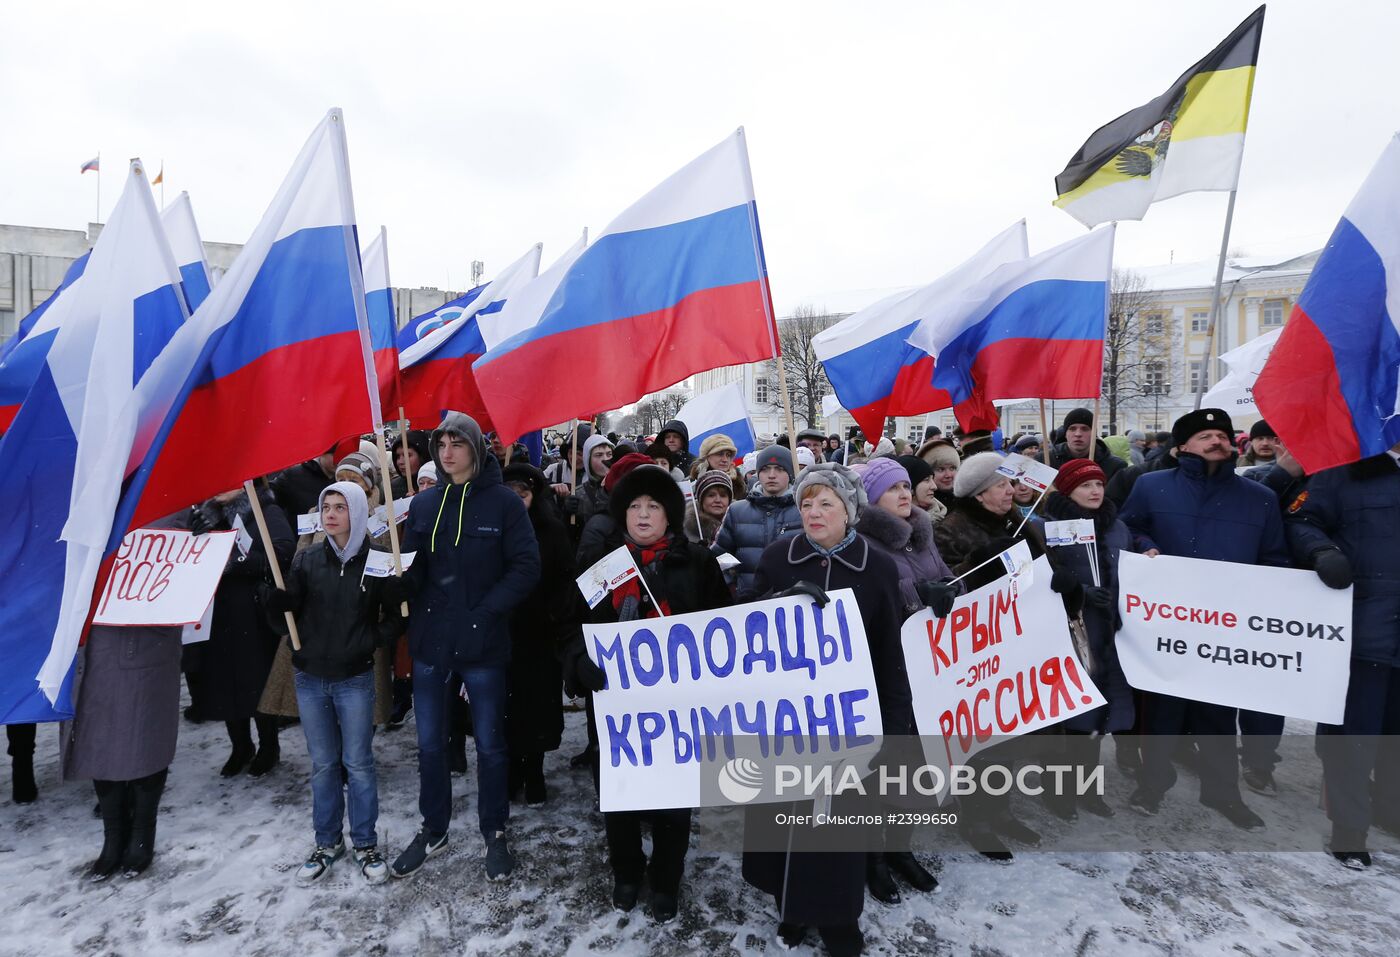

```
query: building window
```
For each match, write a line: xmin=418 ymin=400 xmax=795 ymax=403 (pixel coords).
xmin=1145 ymin=313 xmax=1165 ymax=336
xmin=907 ymin=425 xmax=922 ymax=445
xmin=1144 ymin=359 xmax=1167 ymax=395
xmin=1190 ymin=310 xmax=1210 ymax=334
xmin=1189 ymin=360 xmax=1210 ymax=394
xmin=1261 ymin=299 xmax=1286 ymax=327
xmin=754 ymin=376 xmax=769 ymax=404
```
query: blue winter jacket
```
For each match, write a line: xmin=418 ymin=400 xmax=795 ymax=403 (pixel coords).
xmin=1286 ymin=453 xmax=1400 ymax=666
xmin=712 ymin=488 xmax=801 ymax=598
xmin=1119 ymin=452 xmax=1290 ymax=567
xmin=401 ymin=444 xmax=541 ymax=670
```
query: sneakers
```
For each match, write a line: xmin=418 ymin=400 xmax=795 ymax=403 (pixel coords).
xmin=390 ymin=829 xmax=448 ymax=879
xmin=1329 ymin=827 xmax=1372 ymax=870
xmin=1242 ymin=767 xmax=1277 ymax=795
xmin=1202 ymin=798 xmax=1265 ymax=830
xmin=296 ymin=840 xmax=345 ymax=885
xmin=485 ymin=831 xmax=515 ymax=881
xmin=1330 ymin=848 xmax=1373 ymax=871
xmin=355 ymin=846 xmax=389 ymax=885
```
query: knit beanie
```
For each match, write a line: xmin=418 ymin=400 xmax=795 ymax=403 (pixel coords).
xmin=1249 ymin=420 xmax=1276 ymax=440
xmin=861 ymin=456 xmax=911 ymax=505
xmin=603 ymin=452 xmax=657 ymax=494
xmin=417 ymin=462 xmax=438 ymax=485
xmin=953 ymin=451 xmax=1008 ymax=499
xmin=1054 ymin=457 xmax=1106 ymax=497
xmin=1062 ymin=407 xmax=1094 ymax=431
xmin=794 ymin=462 xmax=868 ymax=526
xmin=694 ymin=469 xmax=733 ymax=502
xmin=754 ymin=444 xmax=795 ymax=482
xmin=895 ymin=454 xmax=933 ymax=490
xmin=795 ymin=447 xmax=816 ymax=469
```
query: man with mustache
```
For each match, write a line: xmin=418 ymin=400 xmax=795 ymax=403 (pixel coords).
xmin=1119 ymin=409 xmax=1291 ymax=831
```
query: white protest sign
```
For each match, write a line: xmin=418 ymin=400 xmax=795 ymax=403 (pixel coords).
xmin=575 ymin=545 xmax=642 ymax=610
xmin=297 ymin=512 xmax=322 ymax=536
xmin=231 ymin=514 xmax=253 ymax=556
xmin=995 ymin=453 xmax=1058 ymax=492
xmin=678 ymin=480 xmax=695 ymax=505
xmin=362 ymin=549 xmax=416 ymax=580
xmin=1116 ymin=553 xmax=1352 ymax=723
xmin=715 ymin=552 xmax=741 ymax=572
xmin=94 ymin=529 xmax=238 ymax=627
xmin=902 ymin=556 xmax=1105 ymax=773
xmin=182 ymin=603 xmax=214 ymax=645
xmin=587 ymin=589 xmax=883 ymax=812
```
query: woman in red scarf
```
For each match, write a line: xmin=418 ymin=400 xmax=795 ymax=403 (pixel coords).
xmin=562 ymin=465 xmax=731 ymax=924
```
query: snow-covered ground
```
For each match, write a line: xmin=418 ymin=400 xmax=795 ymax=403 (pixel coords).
xmin=2 ymin=707 xmax=1396 ymax=957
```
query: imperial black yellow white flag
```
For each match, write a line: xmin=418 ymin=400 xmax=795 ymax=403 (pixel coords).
xmin=1053 ymin=5 xmax=1265 ymax=228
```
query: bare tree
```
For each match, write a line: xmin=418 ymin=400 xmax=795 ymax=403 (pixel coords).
xmin=633 ymin=399 xmax=662 ymax=436
xmin=1102 ymin=269 xmax=1178 ymax=434
xmin=655 ymin=391 xmax=689 ymax=422
xmin=762 ymin=306 xmax=843 ymax=430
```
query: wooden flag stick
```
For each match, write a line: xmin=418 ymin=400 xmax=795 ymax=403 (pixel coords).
xmin=372 ymin=430 xmax=410 ymax=618
xmin=568 ymin=419 xmax=580 ymax=526
xmin=1038 ymin=399 xmax=1051 ymax=465
xmin=243 ymin=479 xmax=300 ymax=651
xmin=398 ymin=407 xmax=415 ymax=494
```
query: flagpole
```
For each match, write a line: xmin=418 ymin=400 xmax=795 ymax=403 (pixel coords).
xmin=159 ymin=158 xmax=164 ymax=209
xmin=735 ymin=127 xmax=797 ymax=442
xmin=244 ymin=480 xmax=301 ymax=651
xmin=1038 ymin=399 xmax=1050 ymax=465
xmin=95 ymin=152 xmax=100 ymax=224
xmin=372 ymin=430 xmax=410 ymax=619
xmin=1194 ymin=189 xmax=1238 ymax=410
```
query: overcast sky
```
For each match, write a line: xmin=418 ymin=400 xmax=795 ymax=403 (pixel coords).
xmin=2 ymin=0 xmax=1395 ymax=315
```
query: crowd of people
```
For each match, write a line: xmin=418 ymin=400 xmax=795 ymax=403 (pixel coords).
xmin=4 ymin=402 xmax=1397 ymax=957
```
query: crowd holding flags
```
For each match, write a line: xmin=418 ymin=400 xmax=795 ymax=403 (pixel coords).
xmin=2 ymin=0 xmax=1399 ymax=767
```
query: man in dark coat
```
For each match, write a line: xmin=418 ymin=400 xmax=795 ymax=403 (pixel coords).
xmin=1049 ymin=407 xmax=1127 ymax=481
xmin=657 ymin=418 xmax=694 ymax=474
xmin=389 ymin=412 xmax=541 ymax=882
xmin=1106 ymin=446 xmax=1177 ymax=508
xmin=1119 ymin=409 xmax=1289 ymax=829
xmin=1286 ymin=443 xmax=1400 ymax=869
xmin=271 ymin=452 xmax=335 ymax=521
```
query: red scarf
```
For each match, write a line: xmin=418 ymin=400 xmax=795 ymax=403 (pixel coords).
xmin=611 ymin=537 xmax=673 ymax=618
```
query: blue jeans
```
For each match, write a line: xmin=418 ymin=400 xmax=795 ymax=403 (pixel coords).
xmin=294 ymin=669 xmax=379 ymax=849
xmin=413 ymin=660 xmax=509 ymax=840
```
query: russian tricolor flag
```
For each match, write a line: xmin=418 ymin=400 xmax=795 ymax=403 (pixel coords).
xmin=473 ymin=129 xmax=778 ymax=441
xmin=0 ymin=251 xmax=89 ymax=434
xmin=907 ymin=226 xmax=1114 ymax=409
xmin=1255 ymin=134 xmax=1400 ymax=472
xmin=92 ymin=109 xmax=382 ymax=538
xmin=0 ymin=159 xmax=188 ymax=721
xmin=675 ymin=380 xmax=758 ymax=460
xmin=161 ymin=191 xmax=214 ymax=312
xmin=397 ymin=242 xmax=542 ymax=429
xmin=814 ymin=222 xmax=1028 ymax=440
xmin=362 ymin=227 xmax=401 ymax=418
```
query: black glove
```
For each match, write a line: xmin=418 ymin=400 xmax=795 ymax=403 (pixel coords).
xmin=189 ymin=506 xmax=215 ymax=536
xmin=1313 ymin=548 xmax=1353 ymax=590
xmin=915 ymin=580 xmax=957 ymax=618
xmin=777 ymin=580 xmax=830 ymax=607
xmin=1050 ymin=567 xmax=1078 ymax=596
xmin=562 ymin=496 xmax=582 ymax=516
xmin=262 ymin=586 xmax=297 ymax=615
xmin=575 ymin=653 xmax=607 ymax=693
xmin=381 ymin=573 xmax=413 ymax=606
xmin=1084 ymin=586 xmax=1113 ymax=610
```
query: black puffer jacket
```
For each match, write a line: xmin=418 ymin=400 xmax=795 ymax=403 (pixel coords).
xmin=270 ymin=539 xmax=403 ymax=681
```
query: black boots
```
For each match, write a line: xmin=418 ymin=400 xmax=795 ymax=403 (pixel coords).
xmin=89 ymin=770 xmax=166 ymax=881
xmin=885 ymin=851 xmax=939 ymax=892
xmin=865 ymin=852 xmax=901 ymax=904
xmin=90 ymin=780 xmax=130 ymax=882
xmin=248 ymin=716 xmax=280 ymax=777
xmin=121 ymin=770 xmax=167 ymax=876
xmin=7 ymin=723 xmax=37 ymax=804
